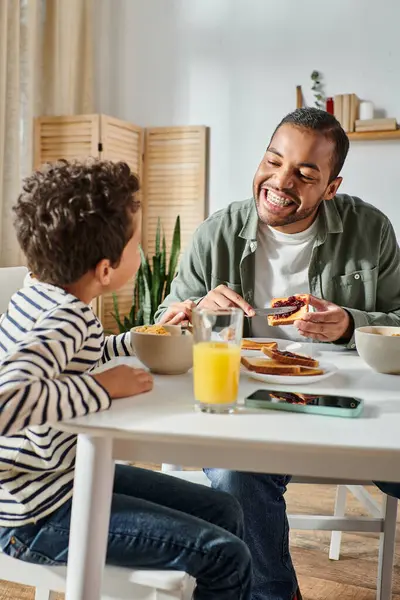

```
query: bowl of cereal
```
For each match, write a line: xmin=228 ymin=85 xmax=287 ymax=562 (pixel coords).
xmin=130 ymin=324 xmax=193 ymax=375
xmin=355 ymin=326 xmax=400 ymax=374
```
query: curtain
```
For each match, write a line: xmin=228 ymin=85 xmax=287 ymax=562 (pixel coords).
xmin=0 ymin=0 xmax=94 ymax=267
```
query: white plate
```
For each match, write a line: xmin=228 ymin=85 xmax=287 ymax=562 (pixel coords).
xmin=244 ymin=361 xmax=338 ymax=385
xmin=286 ymin=341 xmax=322 ymax=358
xmin=241 ymin=338 xmax=293 ymax=358
xmin=286 ymin=341 xmax=351 ymax=356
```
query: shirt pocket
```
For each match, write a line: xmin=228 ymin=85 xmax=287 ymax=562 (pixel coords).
xmin=333 ymin=267 xmax=377 ymax=311
xmin=211 ymin=275 xmax=243 ymax=294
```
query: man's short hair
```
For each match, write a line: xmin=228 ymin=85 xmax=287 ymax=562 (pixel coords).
xmin=274 ymin=107 xmax=350 ymax=181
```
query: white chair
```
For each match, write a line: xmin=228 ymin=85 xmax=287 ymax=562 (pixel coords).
xmin=0 ymin=266 xmax=28 ymax=313
xmin=160 ymin=467 xmax=397 ymax=600
xmin=0 ymin=552 xmax=195 ymax=599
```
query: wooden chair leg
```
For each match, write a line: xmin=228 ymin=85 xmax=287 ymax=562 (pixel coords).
xmin=377 ymin=494 xmax=397 ymax=600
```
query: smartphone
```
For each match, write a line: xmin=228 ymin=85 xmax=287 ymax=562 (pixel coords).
xmin=244 ymin=390 xmax=364 ymax=418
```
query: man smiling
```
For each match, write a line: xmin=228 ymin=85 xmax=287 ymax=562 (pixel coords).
xmin=156 ymin=107 xmax=400 ymax=600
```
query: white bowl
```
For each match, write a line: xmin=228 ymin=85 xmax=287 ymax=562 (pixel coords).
xmin=130 ymin=325 xmax=193 ymax=375
xmin=355 ymin=326 xmax=400 ymax=374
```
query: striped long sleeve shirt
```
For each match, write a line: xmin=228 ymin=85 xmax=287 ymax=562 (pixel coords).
xmin=0 ymin=281 xmax=133 ymax=527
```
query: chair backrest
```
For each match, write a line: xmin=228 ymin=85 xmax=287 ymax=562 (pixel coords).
xmin=0 ymin=266 xmax=29 ymax=314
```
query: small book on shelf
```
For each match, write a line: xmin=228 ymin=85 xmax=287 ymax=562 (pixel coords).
xmin=333 ymin=93 xmax=359 ymax=132
xmin=355 ymin=118 xmax=397 ymax=132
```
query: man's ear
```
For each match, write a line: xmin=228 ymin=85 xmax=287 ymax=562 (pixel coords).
xmin=324 ymin=176 xmax=342 ymax=201
xmin=94 ymin=259 xmax=112 ymax=287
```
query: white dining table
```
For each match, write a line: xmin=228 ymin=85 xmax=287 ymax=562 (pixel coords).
xmin=56 ymin=344 xmax=400 ymax=600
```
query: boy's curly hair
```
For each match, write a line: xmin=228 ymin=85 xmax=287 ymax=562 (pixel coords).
xmin=13 ymin=159 xmax=140 ymax=286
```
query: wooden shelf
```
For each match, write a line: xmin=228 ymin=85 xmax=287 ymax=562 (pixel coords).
xmin=348 ymin=130 xmax=400 ymax=141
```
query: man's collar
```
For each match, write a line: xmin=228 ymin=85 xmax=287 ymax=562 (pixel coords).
xmin=320 ymin=197 xmax=343 ymax=235
xmin=239 ymin=199 xmax=259 ymax=240
xmin=239 ymin=197 xmax=343 ymax=241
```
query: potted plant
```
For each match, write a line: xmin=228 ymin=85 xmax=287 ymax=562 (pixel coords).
xmin=112 ymin=215 xmax=181 ymax=333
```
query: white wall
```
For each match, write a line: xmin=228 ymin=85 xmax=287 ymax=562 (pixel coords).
xmin=95 ymin=0 xmax=400 ymax=234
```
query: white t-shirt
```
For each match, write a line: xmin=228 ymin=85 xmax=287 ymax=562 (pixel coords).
xmin=252 ymin=219 xmax=318 ymax=340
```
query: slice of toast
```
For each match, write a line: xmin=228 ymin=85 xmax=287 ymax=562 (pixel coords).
xmin=297 ymin=367 xmax=324 ymax=376
xmin=262 ymin=346 xmax=319 ymax=368
xmin=267 ymin=294 xmax=309 ymax=326
xmin=242 ymin=340 xmax=278 ymax=351
xmin=241 ymin=356 xmax=301 ymax=375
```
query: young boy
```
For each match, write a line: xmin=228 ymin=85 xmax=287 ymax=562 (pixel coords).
xmin=0 ymin=160 xmax=252 ymax=599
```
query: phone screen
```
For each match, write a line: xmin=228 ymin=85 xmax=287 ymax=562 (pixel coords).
xmin=246 ymin=390 xmax=362 ymax=409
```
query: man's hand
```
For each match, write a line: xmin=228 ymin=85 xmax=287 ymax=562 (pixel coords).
xmin=159 ymin=300 xmax=196 ymax=325
xmin=294 ymin=295 xmax=353 ymax=342
xmin=198 ymin=285 xmax=255 ymax=316
xmin=93 ymin=366 xmax=153 ymax=398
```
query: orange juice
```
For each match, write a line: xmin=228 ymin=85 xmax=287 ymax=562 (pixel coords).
xmin=193 ymin=342 xmax=241 ymax=405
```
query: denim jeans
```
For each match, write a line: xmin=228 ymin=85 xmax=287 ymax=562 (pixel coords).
xmin=204 ymin=469 xmax=400 ymax=600
xmin=0 ymin=464 xmax=252 ymax=600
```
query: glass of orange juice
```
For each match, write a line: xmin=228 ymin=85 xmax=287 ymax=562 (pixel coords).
xmin=192 ymin=308 xmax=243 ymax=413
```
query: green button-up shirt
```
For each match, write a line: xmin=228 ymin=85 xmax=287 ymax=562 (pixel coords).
xmin=155 ymin=195 xmax=400 ymax=347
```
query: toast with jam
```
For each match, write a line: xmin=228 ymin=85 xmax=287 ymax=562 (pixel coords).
xmin=261 ymin=346 xmax=319 ymax=368
xmin=267 ymin=294 xmax=309 ymax=326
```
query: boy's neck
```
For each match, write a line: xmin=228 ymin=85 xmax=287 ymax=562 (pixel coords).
xmin=64 ymin=272 xmax=98 ymax=306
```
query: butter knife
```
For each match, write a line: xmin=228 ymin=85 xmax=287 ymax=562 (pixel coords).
xmin=253 ymin=306 xmax=297 ymax=317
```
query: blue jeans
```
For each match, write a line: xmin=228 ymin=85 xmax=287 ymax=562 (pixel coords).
xmin=205 ymin=469 xmax=400 ymax=600
xmin=0 ymin=465 xmax=252 ymax=600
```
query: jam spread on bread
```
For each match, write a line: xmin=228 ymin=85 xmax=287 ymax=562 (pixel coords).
xmin=271 ymin=296 xmax=305 ymax=320
xmin=279 ymin=350 xmax=302 ymax=359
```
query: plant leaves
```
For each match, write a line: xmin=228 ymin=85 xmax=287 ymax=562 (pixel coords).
xmin=112 ymin=215 xmax=182 ymax=331
xmin=155 ymin=218 xmax=161 ymax=257
xmin=141 ymin=266 xmax=152 ymax=324
xmin=135 ymin=306 xmax=144 ymax=326
xmin=152 ymin=254 xmax=162 ymax=316
xmin=165 ymin=215 xmax=181 ymax=297
xmin=139 ymin=245 xmax=152 ymax=289
xmin=124 ymin=315 xmax=132 ymax=330
xmin=111 ymin=293 xmax=125 ymax=333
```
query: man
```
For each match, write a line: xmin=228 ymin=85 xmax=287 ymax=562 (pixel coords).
xmin=155 ymin=107 xmax=400 ymax=600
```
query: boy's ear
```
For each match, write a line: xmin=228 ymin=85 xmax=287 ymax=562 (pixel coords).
xmin=95 ymin=259 xmax=112 ymax=287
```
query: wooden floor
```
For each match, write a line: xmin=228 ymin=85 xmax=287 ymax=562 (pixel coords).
xmin=1 ymin=474 xmax=399 ymax=600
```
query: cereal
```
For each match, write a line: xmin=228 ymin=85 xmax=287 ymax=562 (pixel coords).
xmin=134 ymin=324 xmax=171 ymax=336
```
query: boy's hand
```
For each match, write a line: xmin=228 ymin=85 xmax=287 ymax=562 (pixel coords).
xmin=93 ymin=365 xmax=153 ymax=399
xmin=159 ymin=300 xmax=196 ymax=325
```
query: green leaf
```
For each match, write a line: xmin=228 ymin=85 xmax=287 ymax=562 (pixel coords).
xmin=137 ymin=267 xmax=145 ymax=310
xmin=140 ymin=245 xmax=152 ymax=290
xmin=159 ymin=230 xmax=167 ymax=302
xmin=141 ymin=266 xmax=152 ymax=324
xmin=128 ymin=272 xmax=138 ymax=325
xmin=160 ymin=230 xmax=167 ymax=282
xmin=152 ymin=254 xmax=161 ymax=314
xmin=122 ymin=316 xmax=130 ymax=330
xmin=165 ymin=215 xmax=181 ymax=297
xmin=135 ymin=306 xmax=144 ymax=326
xmin=111 ymin=292 xmax=125 ymax=332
